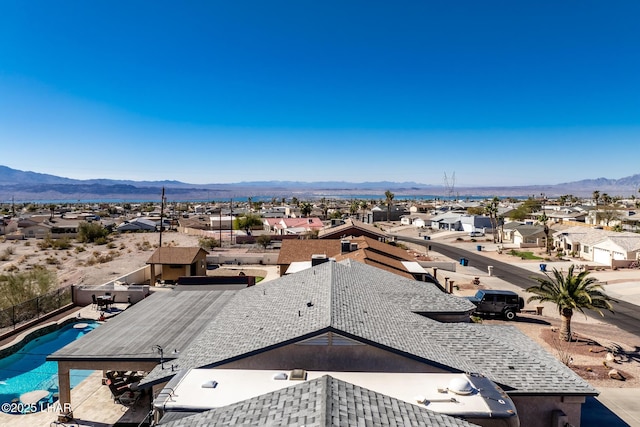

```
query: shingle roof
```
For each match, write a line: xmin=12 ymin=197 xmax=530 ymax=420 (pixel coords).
xmin=277 ymin=240 xmax=342 ymax=265
xmin=317 ymin=218 xmax=387 ymax=239
xmin=157 ymin=375 xmax=478 ymax=427
xmin=146 ymin=247 xmax=208 ymax=265
xmin=596 ymin=235 xmax=640 ymax=252
xmin=141 ymin=261 xmax=595 ymax=396
xmin=513 ymin=225 xmax=545 ymax=237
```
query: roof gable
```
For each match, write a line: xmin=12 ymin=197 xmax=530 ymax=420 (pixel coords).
xmin=157 ymin=375 xmax=478 ymax=427
xmin=318 ymin=218 xmax=387 ymax=239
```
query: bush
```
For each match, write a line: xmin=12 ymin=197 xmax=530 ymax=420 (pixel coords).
xmin=45 ymin=256 xmax=60 ymax=265
xmin=0 ymin=248 xmax=13 ymax=261
xmin=0 ymin=266 xmax=57 ymax=309
xmin=94 ymin=237 xmax=109 ymax=245
xmin=77 ymin=222 xmax=110 ymax=243
xmin=256 ymin=235 xmax=272 ymax=249
xmin=137 ymin=240 xmax=152 ymax=251
xmin=52 ymin=237 xmax=72 ymax=250
xmin=199 ymin=237 xmax=221 ymax=250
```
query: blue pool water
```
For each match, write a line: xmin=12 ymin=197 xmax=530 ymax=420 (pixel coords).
xmin=0 ymin=321 xmax=99 ymax=412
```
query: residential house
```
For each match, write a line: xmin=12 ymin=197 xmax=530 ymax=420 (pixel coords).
xmin=0 ymin=217 xmax=18 ymax=236
xmin=116 ymin=218 xmax=157 ymax=232
xmin=154 ymin=372 xmax=485 ymax=427
xmin=429 ymin=213 xmax=462 ymax=231
xmin=591 ymin=235 xmax=640 ymax=266
xmin=278 ymin=236 xmax=438 ymax=286
xmin=400 ymin=213 xmax=431 ymax=228
xmin=263 ymin=217 xmax=324 ymax=235
xmin=51 ymin=261 xmax=596 ymax=427
xmin=16 ymin=216 xmax=52 ymax=239
xmin=512 ymin=225 xmax=547 ymax=248
xmin=366 ymin=204 xmax=410 ymax=223
xmin=317 ymin=218 xmax=388 ymax=241
xmin=553 ymin=226 xmax=640 ymax=263
xmin=459 ymin=215 xmax=492 ymax=234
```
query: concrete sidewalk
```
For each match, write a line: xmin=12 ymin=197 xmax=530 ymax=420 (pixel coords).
xmin=583 ymin=388 xmax=640 ymax=426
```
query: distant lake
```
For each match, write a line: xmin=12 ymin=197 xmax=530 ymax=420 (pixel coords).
xmin=6 ymin=194 xmax=529 ymax=204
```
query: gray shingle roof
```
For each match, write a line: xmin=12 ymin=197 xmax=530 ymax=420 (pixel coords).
xmin=157 ymin=375 xmax=478 ymax=427
xmin=141 ymin=260 xmax=596 ymax=396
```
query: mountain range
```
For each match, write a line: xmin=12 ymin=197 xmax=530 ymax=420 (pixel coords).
xmin=0 ymin=165 xmax=639 ymax=202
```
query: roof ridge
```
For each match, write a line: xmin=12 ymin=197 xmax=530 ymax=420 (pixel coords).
xmin=328 ymin=260 xmax=335 ymax=327
xmin=320 ymin=375 xmax=331 ymax=426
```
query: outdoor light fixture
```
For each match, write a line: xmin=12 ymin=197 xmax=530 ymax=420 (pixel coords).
xmin=153 ymin=345 xmax=165 ymax=369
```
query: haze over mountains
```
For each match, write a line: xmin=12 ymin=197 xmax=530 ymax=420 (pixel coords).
xmin=0 ymin=165 xmax=639 ymax=202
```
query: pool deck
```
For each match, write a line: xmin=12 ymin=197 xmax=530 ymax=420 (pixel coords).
xmin=0 ymin=303 xmax=150 ymax=426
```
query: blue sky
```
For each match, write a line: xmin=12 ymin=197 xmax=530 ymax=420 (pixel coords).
xmin=1 ymin=1 xmax=638 ymax=186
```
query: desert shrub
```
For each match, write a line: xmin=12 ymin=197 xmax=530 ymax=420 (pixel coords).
xmin=77 ymin=222 xmax=110 ymax=243
xmin=52 ymin=237 xmax=72 ymax=250
xmin=199 ymin=237 xmax=221 ymax=250
xmin=137 ymin=240 xmax=152 ymax=251
xmin=45 ymin=256 xmax=60 ymax=265
xmin=75 ymin=245 xmax=86 ymax=253
xmin=106 ymin=242 xmax=117 ymax=249
xmin=24 ymin=241 xmax=31 ymax=246
xmin=256 ymin=235 xmax=271 ymax=249
xmin=0 ymin=248 xmax=13 ymax=261
xmin=94 ymin=237 xmax=109 ymax=245
xmin=0 ymin=266 xmax=57 ymax=308
xmin=37 ymin=236 xmax=54 ymax=249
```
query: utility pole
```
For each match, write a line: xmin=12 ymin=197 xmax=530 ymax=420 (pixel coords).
xmin=159 ymin=187 xmax=165 ymax=248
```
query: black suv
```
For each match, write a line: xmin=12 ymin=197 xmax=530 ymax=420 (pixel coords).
xmin=466 ymin=290 xmax=525 ymax=320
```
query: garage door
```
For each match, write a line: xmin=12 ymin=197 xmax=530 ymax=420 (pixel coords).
xmin=613 ymin=251 xmax=626 ymax=260
xmin=593 ymin=247 xmax=611 ymax=265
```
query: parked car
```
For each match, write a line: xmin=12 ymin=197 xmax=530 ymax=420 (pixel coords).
xmin=469 ymin=231 xmax=485 ymax=237
xmin=466 ymin=289 xmax=524 ymax=320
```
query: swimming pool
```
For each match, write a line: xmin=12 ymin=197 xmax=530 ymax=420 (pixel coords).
xmin=0 ymin=320 xmax=99 ymax=413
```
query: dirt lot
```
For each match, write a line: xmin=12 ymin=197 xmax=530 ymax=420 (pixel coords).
xmin=0 ymin=231 xmax=201 ymax=288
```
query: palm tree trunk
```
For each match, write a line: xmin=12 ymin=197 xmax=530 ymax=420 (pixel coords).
xmin=560 ymin=308 xmax=573 ymax=341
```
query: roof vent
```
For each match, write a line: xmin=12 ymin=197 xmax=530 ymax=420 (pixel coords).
xmin=201 ymin=380 xmax=218 ymax=388
xmin=311 ymin=254 xmax=329 ymax=266
xmin=290 ymin=369 xmax=307 ymax=381
xmin=272 ymin=372 xmax=288 ymax=380
xmin=447 ymin=377 xmax=474 ymax=395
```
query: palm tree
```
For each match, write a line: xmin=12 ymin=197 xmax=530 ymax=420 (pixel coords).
xmin=484 ymin=197 xmax=499 ymax=243
xmin=592 ymin=190 xmax=600 ymax=206
xmin=349 ymin=200 xmax=359 ymax=217
xmin=384 ymin=190 xmax=395 ymax=222
xmin=300 ymin=202 xmax=313 ymax=218
xmin=359 ymin=200 xmax=368 ymax=222
xmin=526 ymin=265 xmax=614 ymax=341
xmin=537 ymin=213 xmax=551 ymax=255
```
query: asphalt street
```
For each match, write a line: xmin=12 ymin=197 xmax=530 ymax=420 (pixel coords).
xmin=398 ymin=236 xmax=640 ymax=337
